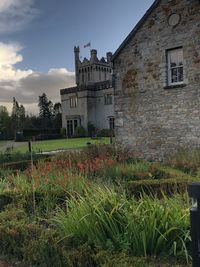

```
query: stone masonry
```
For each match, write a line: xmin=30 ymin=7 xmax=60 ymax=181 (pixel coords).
xmin=113 ymin=0 xmax=200 ymax=160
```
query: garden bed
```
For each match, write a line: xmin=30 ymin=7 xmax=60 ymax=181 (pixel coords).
xmin=0 ymin=145 xmax=198 ymax=266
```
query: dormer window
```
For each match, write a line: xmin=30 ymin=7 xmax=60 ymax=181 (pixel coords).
xmin=167 ymin=48 xmax=183 ymax=85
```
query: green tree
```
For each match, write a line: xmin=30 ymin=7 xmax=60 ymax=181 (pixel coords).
xmin=53 ymin=102 xmax=62 ymax=128
xmin=11 ymin=97 xmax=26 ymax=132
xmin=0 ymin=106 xmax=11 ymax=139
xmin=38 ymin=93 xmax=53 ymax=128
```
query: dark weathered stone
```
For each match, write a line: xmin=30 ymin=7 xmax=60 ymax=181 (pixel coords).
xmin=113 ymin=0 xmax=200 ymax=161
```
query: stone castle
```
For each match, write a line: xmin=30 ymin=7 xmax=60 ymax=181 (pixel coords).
xmin=60 ymin=47 xmax=114 ymax=136
xmin=113 ymin=0 xmax=200 ymax=160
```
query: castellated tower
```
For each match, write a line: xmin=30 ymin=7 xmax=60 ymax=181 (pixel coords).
xmin=74 ymin=47 xmax=113 ymax=86
xmin=74 ymin=46 xmax=80 ymax=85
xmin=60 ymin=47 xmax=114 ymax=137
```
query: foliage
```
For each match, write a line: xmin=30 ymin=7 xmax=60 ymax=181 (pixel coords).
xmin=74 ymin=126 xmax=87 ymax=137
xmin=97 ymin=129 xmax=113 ymax=137
xmin=53 ymin=187 xmax=190 ymax=261
xmin=0 ymin=106 xmax=12 ymax=140
xmin=53 ymin=102 xmax=62 ymax=129
xmin=0 ymin=146 xmax=196 ymax=266
xmin=11 ymin=97 xmax=26 ymax=132
xmin=0 ymin=151 xmax=45 ymax=165
xmin=38 ymin=93 xmax=54 ymax=128
xmin=88 ymin=122 xmax=97 ymax=137
xmin=167 ymin=148 xmax=200 ymax=175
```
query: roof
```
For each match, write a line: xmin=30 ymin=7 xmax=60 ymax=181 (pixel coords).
xmin=60 ymin=80 xmax=113 ymax=95
xmin=112 ymin=0 xmax=161 ymax=61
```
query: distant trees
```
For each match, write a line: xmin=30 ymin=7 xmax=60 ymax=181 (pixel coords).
xmin=0 ymin=94 xmax=62 ymax=140
xmin=11 ymin=97 xmax=26 ymax=132
xmin=38 ymin=93 xmax=53 ymax=128
xmin=38 ymin=93 xmax=62 ymax=129
xmin=0 ymin=106 xmax=11 ymax=139
xmin=53 ymin=102 xmax=62 ymax=129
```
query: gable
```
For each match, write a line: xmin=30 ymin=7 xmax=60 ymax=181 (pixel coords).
xmin=112 ymin=0 xmax=161 ymax=61
xmin=112 ymin=0 xmax=200 ymax=62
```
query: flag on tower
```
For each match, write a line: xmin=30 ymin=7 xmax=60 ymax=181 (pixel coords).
xmin=84 ymin=42 xmax=91 ymax=48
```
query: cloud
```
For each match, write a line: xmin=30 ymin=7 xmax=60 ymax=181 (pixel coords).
xmin=0 ymin=0 xmax=39 ymax=34
xmin=0 ymin=42 xmax=33 ymax=81
xmin=0 ymin=42 xmax=75 ymax=114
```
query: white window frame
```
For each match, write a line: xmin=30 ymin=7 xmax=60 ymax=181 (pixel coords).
xmin=69 ymin=96 xmax=78 ymax=108
xmin=167 ymin=47 xmax=184 ymax=86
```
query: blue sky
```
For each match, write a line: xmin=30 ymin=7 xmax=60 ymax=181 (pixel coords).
xmin=0 ymin=0 xmax=154 ymax=113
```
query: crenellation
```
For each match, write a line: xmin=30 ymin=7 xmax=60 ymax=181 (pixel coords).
xmin=60 ymin=48 xmax=114 ymax=136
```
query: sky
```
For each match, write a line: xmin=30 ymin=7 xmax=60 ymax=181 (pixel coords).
xmin=0 ymin=0 xmax=154 ymax=115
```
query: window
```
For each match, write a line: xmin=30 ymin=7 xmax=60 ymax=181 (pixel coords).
xmin=109 ymin=117 xmax=115 ymax=130
xmin=167 ymin=48 xmax=183 ymax=85
xmin=82 ymin=73 xmax=84 ymax=82
xmin=67 ymin=119 xmax=79 ymax=137
xmin=104 ymin=93 xmax=112 ymax=105
xmin=69 ymin=96 xmax=77 ymax=108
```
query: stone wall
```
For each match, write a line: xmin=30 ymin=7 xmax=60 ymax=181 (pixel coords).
xmin=61 ymin=90 xmax=88 ymax=130
xmin=61 ymin=86 xmax=114 ymax=132
xmin=113 ymin=0 xmax=200 ymax=160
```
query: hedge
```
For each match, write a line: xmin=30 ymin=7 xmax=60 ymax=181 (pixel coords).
xmin=127 ymin=177 xmax=198 ymax=198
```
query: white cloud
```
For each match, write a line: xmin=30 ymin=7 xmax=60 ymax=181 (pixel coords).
xmin=0 ymin=42 xmax=33 ymax=81
xmin=0 ymin=42 xmax=75 ymax=114
xmin=0 ymin=0 xmax=39 ymax=34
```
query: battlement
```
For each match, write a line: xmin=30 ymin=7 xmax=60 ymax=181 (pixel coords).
xmin=78 ymin=49 xmax=112 ymax=66
xmin=60 ymin=80 xmax=113 ymax=95
xmin=74 ymin=46 xmax=113 ymax=86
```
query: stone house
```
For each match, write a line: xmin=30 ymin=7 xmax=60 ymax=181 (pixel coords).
xmin=60 ymin=47 xmax=114 ymax=136
xmin=112 ymin=0 xmax=200 ymax=160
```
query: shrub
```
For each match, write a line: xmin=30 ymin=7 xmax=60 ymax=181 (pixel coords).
xmin=88 ymin=122 xmax=97 ymax=137
xmin=127 ymin=177 xmax=196 ymax=198
xmin=167 ymin=149 xmax=200 ymax=175
xmin=97 ymin=129 xmax=112 ymax=137
xmin=96 ymin=162 xmax=175 ymax=182
xmin=95 ymin=251 xmax=189 ymax=267
xmin=74 ymin=126 xmax=87 ymax=137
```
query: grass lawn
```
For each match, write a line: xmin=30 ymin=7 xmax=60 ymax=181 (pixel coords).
xmin=13 ymin=137 xmax=111 ymax=153
xmin=0 ymin=141 xmax=7 ymax=148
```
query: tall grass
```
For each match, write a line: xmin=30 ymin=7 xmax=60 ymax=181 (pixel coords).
xmin=53 ymin=186 xmax=190 ymax=261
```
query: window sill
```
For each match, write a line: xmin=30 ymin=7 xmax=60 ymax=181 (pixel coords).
xmin=164 ymin=83 xmax=186 ymax=90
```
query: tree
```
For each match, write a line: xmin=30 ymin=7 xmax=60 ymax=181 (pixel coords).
xmin=0 ymin=106 xmax=11 ymax=139
xmin=53 ymin=102 xmax=62 ymax=128
xmin=11 ymin=97 xmax=26 ymax=132
xmin=38 ymin=93 xmax=53 ymax=128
